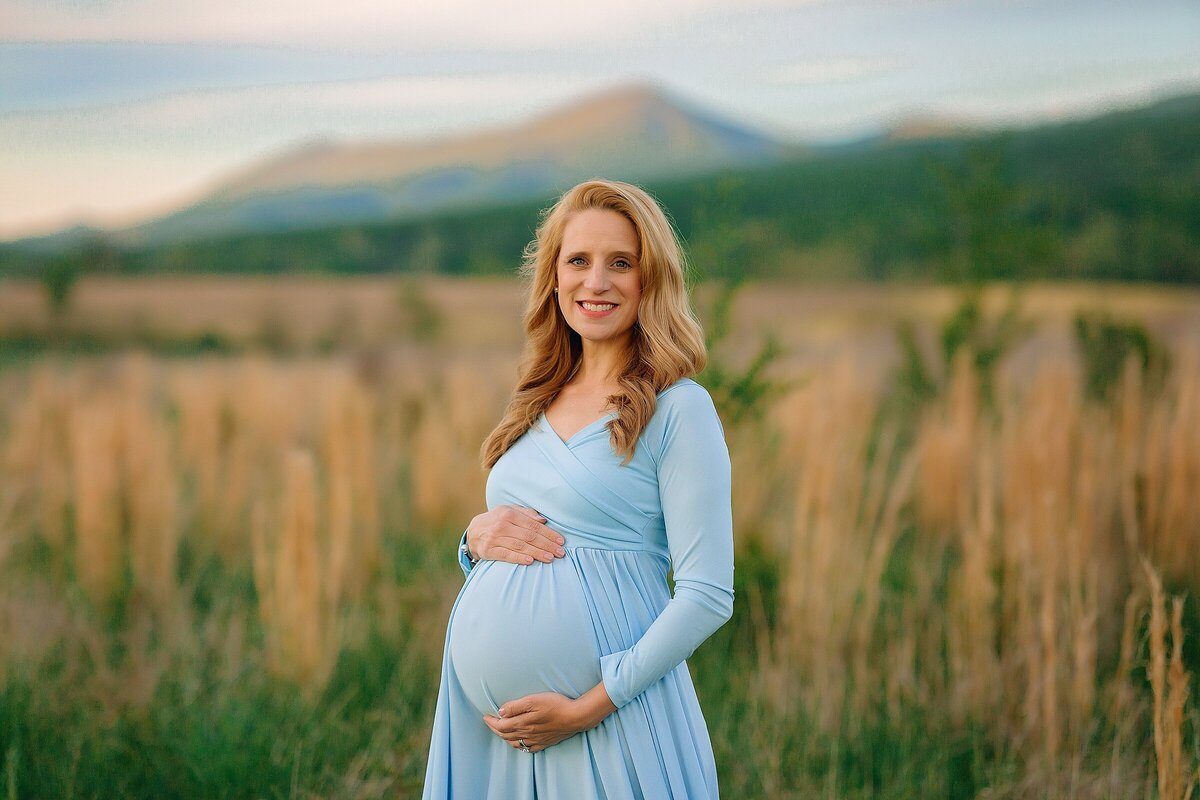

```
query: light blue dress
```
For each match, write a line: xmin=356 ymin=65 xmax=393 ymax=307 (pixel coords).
xmin=421 ymin=377 xmax=735 ymax=799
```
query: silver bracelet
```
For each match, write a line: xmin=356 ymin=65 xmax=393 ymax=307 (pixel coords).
xmin=460 ymin=534 xmax=480 ymax=565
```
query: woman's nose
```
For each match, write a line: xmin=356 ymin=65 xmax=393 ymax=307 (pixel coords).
xmin=584 ymin=264 xmax=610 ymax=291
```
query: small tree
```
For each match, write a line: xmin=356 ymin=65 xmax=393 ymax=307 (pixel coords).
xmin=43 ymin=255 xmax=81 ymax=320
xmin=42 ymin=234 xmax=120 ymax=325
xmin=394 ymin=275 xmax=443 ymax=343
xmin=695 ymin=275 xmax=795 ymax=427
xmin=1074 ymin=310 xmax=1171 ymax=402
xmin=890 ymin=283 xmax=1036 ymax=416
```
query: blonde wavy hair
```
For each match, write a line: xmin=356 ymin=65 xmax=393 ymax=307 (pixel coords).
xmin=481 ymin=178 xmax=708 ymax=468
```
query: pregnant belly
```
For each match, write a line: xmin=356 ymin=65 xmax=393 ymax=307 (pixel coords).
xmin=448 ymin=554 xmax=602 ymax=718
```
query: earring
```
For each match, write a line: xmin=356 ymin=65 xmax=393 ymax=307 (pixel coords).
xmin=553 ymin=288 xmax=559 ymax=294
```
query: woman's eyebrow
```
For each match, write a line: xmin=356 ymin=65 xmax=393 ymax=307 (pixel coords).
xmin=562 ymin=250 xmax=639 ymax=260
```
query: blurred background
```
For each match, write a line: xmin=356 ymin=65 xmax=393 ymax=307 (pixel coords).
xmin=1 ymin=1 xmax=1199 ymax=797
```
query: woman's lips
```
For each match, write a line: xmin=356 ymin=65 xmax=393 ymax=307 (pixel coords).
xmin=576 ymin=300 xmax=617 ymax=318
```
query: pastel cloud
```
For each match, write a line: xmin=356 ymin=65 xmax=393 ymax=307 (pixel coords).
xmin=762 ymin=56 xmax=908 ymax=85
xmin=4 ymin=0 xmax=821 ymax=48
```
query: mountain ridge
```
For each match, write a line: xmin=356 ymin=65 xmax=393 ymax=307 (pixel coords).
xmin=10 ymin=80 xmax=797 ymax=253
xmin=7 ymin=85 xmax=1199 ymax=258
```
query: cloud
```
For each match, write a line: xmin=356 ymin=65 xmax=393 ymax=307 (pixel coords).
xmin=4 ymin=0 xmax=821 ymax=48
xmin=0 ymin=71 xmax=599 ymax=149
xmin=762 ymin=55 xmax=907 ymax=85
xmin=921 ymin=65 xmax=1200 ymax=126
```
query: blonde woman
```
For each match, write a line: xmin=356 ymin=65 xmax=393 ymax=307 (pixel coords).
xmin=422 ymin=179 xmax=735 ymax=799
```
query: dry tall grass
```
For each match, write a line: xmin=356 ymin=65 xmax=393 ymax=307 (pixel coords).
xmin=0 ymin=334 xmax=1197 ymax=794
xmin=1144 ymin=558 xmax=1198 ymax=800
xmin=3 ymin=358 xmax=183 ymax=614
xmin=731 ymin=340 xmax=1200 ymax=795
xmin=252 ymin=447 xmax=332 ymax=691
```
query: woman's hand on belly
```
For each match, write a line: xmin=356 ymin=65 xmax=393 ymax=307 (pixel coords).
xmin=467 ymin=505 xmax=566 ymax=566
xmin=482 ymin=683 xmax=619 ymax=753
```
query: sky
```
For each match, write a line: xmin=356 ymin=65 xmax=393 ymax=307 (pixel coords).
xmin=2 ymin=0 xmax=1198 ymax=240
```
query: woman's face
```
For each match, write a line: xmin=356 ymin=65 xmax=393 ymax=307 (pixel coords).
xmin=555 ymin=208 xmax=642 ymax=346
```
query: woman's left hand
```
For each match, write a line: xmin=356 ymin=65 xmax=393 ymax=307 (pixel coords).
xmin=483 ymin=692 xmax=584 ymax=753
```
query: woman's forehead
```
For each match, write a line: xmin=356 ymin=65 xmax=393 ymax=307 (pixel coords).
xmin=561 ymin=210 xmax=640 ymax=254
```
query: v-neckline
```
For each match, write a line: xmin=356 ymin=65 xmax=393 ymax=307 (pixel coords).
xmin=540 ymin=410 xmax=617 ymax=447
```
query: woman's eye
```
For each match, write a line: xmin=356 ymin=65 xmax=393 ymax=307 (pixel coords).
xmin=566 ymin=256 xmax=633 ymax=268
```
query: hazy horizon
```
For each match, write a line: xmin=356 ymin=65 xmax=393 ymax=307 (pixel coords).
xmin=3 ymin=0 xmax=1198 ymax=240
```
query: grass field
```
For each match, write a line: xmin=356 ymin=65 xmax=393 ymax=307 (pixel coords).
xmin=0 ymin=276 xmax=1198 ymax=798
xmin=3 ymin=275 xmax=1199 ymax=359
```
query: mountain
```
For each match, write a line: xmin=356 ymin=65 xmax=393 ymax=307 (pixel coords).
xmin=6 ymin=89 xmax=1195 ymax=284
xmin=9 ymin=81 xmax=798 ymax=252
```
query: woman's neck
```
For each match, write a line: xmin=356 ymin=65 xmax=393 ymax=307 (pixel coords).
xmin=572 ymin=335 xmax=631 ymax=389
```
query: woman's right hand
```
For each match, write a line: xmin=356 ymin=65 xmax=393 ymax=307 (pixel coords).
xmin=466 ymin=505 xmax=566 ymax=566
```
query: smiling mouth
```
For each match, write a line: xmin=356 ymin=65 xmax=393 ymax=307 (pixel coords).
xmin=577 ymin=301 xmax=618 ymax=310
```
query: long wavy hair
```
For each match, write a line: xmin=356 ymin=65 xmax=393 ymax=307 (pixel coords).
xmin=481 ymin=178 xmax=707 ymax=468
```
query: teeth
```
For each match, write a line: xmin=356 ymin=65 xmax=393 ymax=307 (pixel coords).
xmin=581 ymin=302 xmax=615 ymax=311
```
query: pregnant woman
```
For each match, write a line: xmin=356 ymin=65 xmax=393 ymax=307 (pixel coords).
xmin=421 ymin=178 xmax=735 ymax=799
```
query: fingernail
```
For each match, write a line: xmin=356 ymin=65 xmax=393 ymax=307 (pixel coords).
xmin=557 ymin=536 xmax=564 ymax=544
xmin=539 ymin=516 xmax=548 ymax=522
xmin=555 ymin=547 xmax=565 ymax=557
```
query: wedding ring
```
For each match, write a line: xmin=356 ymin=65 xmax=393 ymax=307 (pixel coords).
xmin=518 ymin=739 xmax=530 ymax=752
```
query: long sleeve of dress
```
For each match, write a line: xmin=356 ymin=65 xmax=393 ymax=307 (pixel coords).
xmin=598 ymin=384 xmax=736 ymax=709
